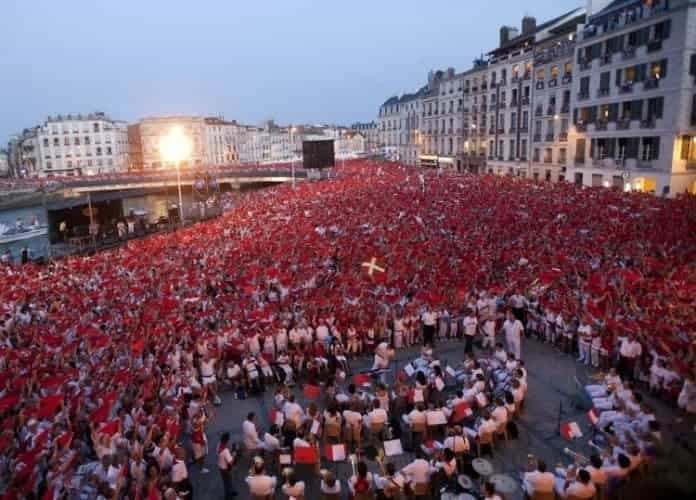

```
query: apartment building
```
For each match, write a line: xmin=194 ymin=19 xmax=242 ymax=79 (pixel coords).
xmin=13 ymin=112 xmax=130 ymax=177
xmin=128 ymin=116 xmax=206 ymax=170
xmin=351 ymin=121 xmax=380 ymax=154
xmin=203 ymin=117 xmax=240 ymax=166
xmin=461 ymin=61 xmax=490 ymax=173
xmin=567 ymin=0 xmax=696 ymax=195
xmin=485 ymin=10 xmax=585 ymax=179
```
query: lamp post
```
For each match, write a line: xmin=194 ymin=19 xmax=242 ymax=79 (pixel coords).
xmin=160 ymin=126 xmax=192 ymax=226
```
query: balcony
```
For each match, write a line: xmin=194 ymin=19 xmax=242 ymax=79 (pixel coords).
xmin=511 ymin=75 xmax=520 ymax=84
xmin=499 ymin=101 xmax=507 ymax=109
xmin=546 ymin=106 xmax=556 ymax=116
xmin=489 ymin=127 xmax=496 ymax=134
xmin=558 ymin=132 xmax=568 ymax=142
xmin=640 ymin=119 xmax=657 ymax=129
xmin=532 ymin=154 xmax=540 ymax=162
xmin=543 ymin=157 xmax=553 ymax=164
xmin=535 ymin=107 xmax=543 ymax=117
xmin=519 ymin=126 xmax=529 ymax=133
xmin=576 ymin=122 xmax=587 ymax=132
xmin=622 ymin=47 xmax=636 ymax=60
xmin=647 ymin=39 xmax=663 ymax=53
xmin=595 ymin=121 xmax=608 ymax=131
xmin=521 ymin=97 xmax=530 ymax=106
xmin=482 ymin=83 xmax=488 ymax=91
xmin=533 ymin=134 xmax=542 ymax=142
xmin=577 ymin=91 xmax=590 ymax=101
xmin=464 ymin=88 xmax=470 ymax=94
xmin=520 ymin=155 xmax=528 ymax=161
xmin=472 ymin=86 xmax=479 ymax=92
xmin=597 ymin=87 xmax=611 ymax=98
xmin=619 ymin=82 xmax=634 ymax=94
xmin=561 ymin=103 xmax=570 ymax=114
xmin=545 ymin=133 xmax=555 ymax=142
xmin=644 ymin=78 xmax=660 ymax=90
xmin=523 ymin=72 xmax=531 ymax=80
xmin=481 ymin=104 xmax=488 ymax=112
xmin=536 ymin=81 xmax=545 ymax=90
xmin=579 ymin=60 xmax=592 ymax=71
xmin=600 ymin=53 xmax=613 ymax=66
xmin=548 ymin=78 xmax=558 ymax=88
xmin=511 ymin=99 xmax=518 ymax=107
xmin=499 ymin=79 xmax=507 ymax=87
xmin=617 ymin=119 xmax=631 ymax=130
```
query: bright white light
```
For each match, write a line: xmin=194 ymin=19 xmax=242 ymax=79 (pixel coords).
xmin=160 ymin=126 xmax=193 ymax=164
xmin=602 ymin=180 xmax=610 ymax=188
xmin=624 ymin=183 xmax=632 ymax=192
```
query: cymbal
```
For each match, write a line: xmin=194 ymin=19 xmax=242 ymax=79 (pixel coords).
xmin=489 ymin=473 xmax=518 ymax=494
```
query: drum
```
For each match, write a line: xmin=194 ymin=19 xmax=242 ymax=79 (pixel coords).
xmin=457 ymin=474 xmax=474 ymax=491
xmin=489 ymin=474 xmax=518 ymax=495
xmin=472 ymin=458 xmax=493 ymax=477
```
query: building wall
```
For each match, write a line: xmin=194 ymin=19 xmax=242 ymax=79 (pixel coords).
xmin=567 ymin=0 xmax=696 ymax=195
xmin=129 ymin=116 xmax=206 ymax=170
xmin=33 ymin=113 xmax=128 ymax=176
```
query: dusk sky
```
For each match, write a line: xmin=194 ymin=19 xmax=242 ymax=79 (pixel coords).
xmin=2 ymin=0 xmax=580 ymax=142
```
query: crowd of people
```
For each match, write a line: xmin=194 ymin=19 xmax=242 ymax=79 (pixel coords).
xmin=0 ymin=160 xmax=695 ymax=499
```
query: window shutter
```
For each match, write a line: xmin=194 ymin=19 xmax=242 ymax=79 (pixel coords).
xmin=681 ymin=136 xmax=690 ymax=160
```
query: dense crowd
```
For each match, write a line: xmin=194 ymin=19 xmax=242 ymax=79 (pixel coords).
xmin=0 ymin=161 xmax=695 ymax=499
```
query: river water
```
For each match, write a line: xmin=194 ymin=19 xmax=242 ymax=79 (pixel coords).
xmin=0 ymin=191 xmax=197 ymax=262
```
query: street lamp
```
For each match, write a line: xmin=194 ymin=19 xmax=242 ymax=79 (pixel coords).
xmin=160 ymin=126 xmax=192 ymax=225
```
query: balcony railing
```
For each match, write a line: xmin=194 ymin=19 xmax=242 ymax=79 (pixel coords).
xmin=547 ymin=106 xmax=556 ymax=116
xmin=644 ymin=78 xmax=660 ymax=90
xmin=577 ymin=91 xmax=590 ymax=101
xmin=543 ymin=157 xmax=553 ymax=164
xmin=619 ymin=82 xmax=634 ymax=94
xmin=580 ymin=60 xmax=592 ymax=71
xmin=614 ymin=118 xmax=629 ymax=130
xmin=562 ymin=74 xmax=572 ymax=85
xmin=533 ymin=134 xmax=542 ymax=142
xmin=640 ymin=119 xmax=657 ymax=129
xmin=511 ymin=99 xmax=518 ymax=107
xmin=576 ymin=122 xmax=587 ymax=132
xmin=545 ymin=133 xmax=555 ymax=142
xmin=558 ymin=132 xmax=568 ymax=142
xmin=647 ymin=39 xmax=663 ymax=53
xmin=622 ymin=47 xmax=636 ymax=60
xmin=536 ymin=81 xmax=545 ymax=90
xmin=597 ymin=87 xmax=611 ymax=97
xmin=521 ymin=97 xmax=530 ymax=106
xmin=535 ymin=107 xmax=543 ymax=117
xmin=600 ymin=53 xmax=613 ymax=66
xmin=595 ymin=121 xmax=608 ymax=131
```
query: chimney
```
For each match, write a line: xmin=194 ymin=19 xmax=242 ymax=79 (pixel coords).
xmin=522 ymin=16 xmax=537 ymax=35
xmin=500 ymin=26 xmax=520 ymax=46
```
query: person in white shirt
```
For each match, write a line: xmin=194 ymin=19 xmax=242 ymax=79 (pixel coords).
xmin=242 ymin=413 xmax=263 ymax=452
xmin=320 ymin=470 xmax=342 ymax=496
xmin=421 ymin=308 xmax=437 ymax=346
xmin=281 ymin=471 xmax=306 ymax=498
xmin=618 ymin=334 xmax=642 ymax=382
xmin=557 ymin=469 xmax=596 ymax=499
xmin=523 ymin=460 xmax=555 ymax=497
xmin=502 ymin=310 xmax=523 ymax=360
xmin=493 ymin=344 xmax=508 ymax=364
xmin=477 ymin=293 xmax=497 ymax=350
xmin=170 ymin=447 xmax=188 ymax=487
xmin=462 ymin=308 xmax=478 ymax=355
xmin=577 ymin=317 xmax=592 ymax=364
xmin=401 ymin=449 xmax=435 ymax=487
xmin=217 ymin=432 xmax=238 ymax=499
xmin=246 ymin=457 xmax=277 ymax=498
xmin=283 ymin=395 xmax=304 ymax=428
xmin=364 ymin=400 xmax=388 ymax=434
xmin=262 ymin=425 xmax=281 ymax=453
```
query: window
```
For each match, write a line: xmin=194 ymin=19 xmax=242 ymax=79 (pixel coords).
xmin=559 ymin=148 xmax=567 ymax=164
xmin=647 ymin=97 xmax=664 ymax=120
xmin=511 ymin=112 xmax=517 ymax=130
xmin=641 ymin=137 xmax=660 ymax=160
xmin=53 ymin=138 xmax=59 ymax=146
xmin=522 ymin=111 xmax=529 ymax=129
xmin=564 ymin=62 xmax=572 ymax=75
xmin=536 ymin=68 xmax=545 ymax=80
xmin=96 ymin=147 xmax=102 ymax=156
xmin=650 ymin=59 xmax=668 ymax=79
xmin=521 ymin=140 xmax=527 ymax=159
xmin=599 ymin=72 xmax=610 ymax=92
xmin=64 ymin=137 xmax=70 ymax=146
xmin=43 ymin=138 xmax=49 ymax=147
xmin=580 ymin=76 xmax=590 ymax=96
xmin=575 ymin=138 xmax=586 ymax=163
xmin=74 ymin=137 xmax=80 ymax=146
xmin=93 ymin=123 xmax=100 ymax=132
xmin=550 ymin=66 xmax=559 ymax=78
xmin=46 ymin=161 xmax=52 ymax=169
xmin=509 ymin=140 xmax=515 ymax=159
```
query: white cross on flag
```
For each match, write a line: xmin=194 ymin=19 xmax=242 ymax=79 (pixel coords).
xmin=361 ymin=257 xmax=386 ymax=281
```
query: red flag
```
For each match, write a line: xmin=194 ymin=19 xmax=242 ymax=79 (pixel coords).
xmin=303 ymin=385 xmax=321 ymax=400
xmin=450 ymin=402 xmax=473 ymax=423
xmin=353 ymin=374 xmax=371 ymax=387
xmin=294 ymin=446 xmax=319 ymax=464
xmin=560 ymin=422 xmax=582 ymax=441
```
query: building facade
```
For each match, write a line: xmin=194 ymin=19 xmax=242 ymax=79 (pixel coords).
xmin=203 ymin=117 xmax=240 ymax=166
xmin=567 ymin=0 xmax=696 ymax=195
xmin=128 ymin=116 xmax=206 ymax=170
xmin=351 ymin=121 xmax=380 ymax=154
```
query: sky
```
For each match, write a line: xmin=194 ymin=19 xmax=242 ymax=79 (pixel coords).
xmin=1 ymin=0 xmax=581 ymax=143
